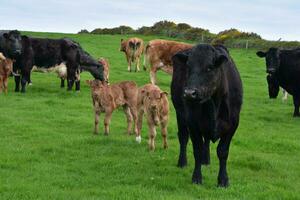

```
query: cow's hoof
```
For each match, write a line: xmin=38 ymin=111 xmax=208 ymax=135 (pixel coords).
xmin=192 ymin=173 xmax=202 ymax=185
xmin=218 ymin=177 xmax=229 ymax=188
xmin=135 ymin=136 xmax=141 ymax=143
xmin=293 ymin=113 xmax=300 ymax=117
xmin=177 ymin=156 xmax=187 ymax=168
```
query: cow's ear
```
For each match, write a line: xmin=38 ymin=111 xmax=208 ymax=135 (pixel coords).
xmin=173 ymin=49 xmax=191 ymax=64
xmin=160 ymin=91 xmax=168 ymax=98
xmin=215 ymin=54 xmax=228 ymax=67
xmin=256 ymin=51 xmax=266 ymax=58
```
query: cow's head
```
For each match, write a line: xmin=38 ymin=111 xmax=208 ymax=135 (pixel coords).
xmin=256 ymin=48 xmax=280 ymax=74
xmin=2 ymin=30 xmax=22 ymax=58
xmin=173 ymin=44 xmax=227 ymax=103
xmin=141 ymin=88 xmax=167 ymax=125
xmin=62 ymin=39 xmax=104 ymax=81
xmin=120 ymin=39 xmax=126 ymax=52
xmin=266 ymin=74 xmax=280 ymax=98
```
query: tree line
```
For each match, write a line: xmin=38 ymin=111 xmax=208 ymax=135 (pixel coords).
xmin=78 ymin=20 xmax=300 ymax=49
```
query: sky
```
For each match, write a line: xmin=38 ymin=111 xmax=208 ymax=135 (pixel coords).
xmin=1 ymin=0 xmax=299 ymax=41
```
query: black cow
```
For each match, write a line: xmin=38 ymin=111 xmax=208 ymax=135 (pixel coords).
xmin=171 ymin=44 xmax=243 ymax=187
xmin=257 ymin=48 xmax=300 ymax=117
xmin=13 ymin=33 xmax=104 ymax=93
xmin=0 ymin=30 xmax=22 ymax=58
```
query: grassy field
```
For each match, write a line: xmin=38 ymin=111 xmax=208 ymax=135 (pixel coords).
xmin=0 ymin=32 xmax=299 ymax=200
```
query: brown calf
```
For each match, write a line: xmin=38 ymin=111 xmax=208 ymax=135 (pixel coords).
xmin=86 ymin=80 xmax=138 ymax=136
xmin=0 ymin=53 xmax=13 ymax=94
xmin=98 ymin=57 xmax=110 ymax=83
xmin=144 ymin=39 xmax=192 ymax=84
xmin=120 ymin=37 xmax=144 ymax=72
xmin=137 ymin=84 xmax=169 ymax=150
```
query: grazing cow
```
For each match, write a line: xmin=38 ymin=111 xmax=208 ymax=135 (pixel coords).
xmin=120 ymin=37 xmax=144 ymax=72
xmin=0 ymin=53 xmax=13 ymax=94
xmin=143 ymin=39 xmax=192 ymax=84
xmin=13 ymin=33 xmax=104 ymax=93
xmin=257 ymin=48 xmax=300 ymax=117
xmin=98 ymin=57 xmax=110 ymax=83
xmin=171 ymin=44 xmax=243 ymax=187
xmin=136 ymin=84 xmax=169 ymax=150
xmin=86 ymin=80 xmax=138 ymax=136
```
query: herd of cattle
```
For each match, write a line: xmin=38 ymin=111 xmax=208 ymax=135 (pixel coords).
xmin=1 ymin=30 xmax=300 ymax=187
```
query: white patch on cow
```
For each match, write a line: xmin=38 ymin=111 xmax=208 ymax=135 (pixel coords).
xmin=55 ymin=63 xmax=67 ymax=79
xmin=282 ymin=89 xmax=288 ymax=101
xmin=136 ymin=136 xmax=142 ymax=143
xmin=128 ymin=66 xmax=131 ymax=71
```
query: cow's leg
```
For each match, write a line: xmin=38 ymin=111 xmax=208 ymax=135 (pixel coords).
xmin=150 ymin=66 xmax=158 ymax=85
xmin=201 ymin=137 xmax=210 ymax=165
xmin=123 ymin=105 xmax=133 ymax=135
xmin=75 ymin=69 xmax=80 ymax=91
xmin=60 ymin=78 xmax=65 ymax=88
xmin=126 ymin=55 xmax=131 ymax=72
xmin=160 ymin=121 xmax=168 ymax=149
xmin=176 ymin=109 xmax=189 ymax=168
xmin=66 ymin=63 xmax=77 ymax=91
xmin=104 ymin=111 xmax=112 ymax=136
xmin=128 ymin=105 xmax=138 ymax=138
xmin=21 ymin=70 xmax=30 ymax=93
xmin=190 ymin=128 xmax=203 ymax=184
xmin=136 ymin=107 xmax=144 ymax=143
xmin=0 ymin=77 xmax=3 ymax=93
xmin=187 ymin=113 xmax=203 ymax=184
xmin=147 ymin=120 xmax=157 ymax=151
xmin=3 ymin=77 xmax=8 ymax=94
xmin=14 ymin=74 xmax=20 ymax=92
xmin=94 ymin=110 xmax=100 ymax=135
xmin=136 ymin=57 xmax=140 ymax=72
xmin=217 ymin=132 xmax=234 ymax=187
xmin=292 ymin=95 xmax=300 ymax=117
xmin=75 ymin=80 xmax=80 ymax=91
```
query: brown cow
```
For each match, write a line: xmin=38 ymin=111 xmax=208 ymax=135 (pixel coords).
xmin=136 ymin=84 xmax=169 ymax=150
xmin=120 ymin=37 xmax=144 ymax=72
xmin=143 ymin=39 xmax=192 ymax=84
xmin=98 ymin=57 xmax=110 ymax=83
xmin=0 ymin=53 xmax=13 ymax=94
xmin=86 ymin=80 xmax=138 ymax=136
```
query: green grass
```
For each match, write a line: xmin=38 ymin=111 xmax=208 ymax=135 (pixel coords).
xmin=1 ymin=32 xmax=300 ymax=200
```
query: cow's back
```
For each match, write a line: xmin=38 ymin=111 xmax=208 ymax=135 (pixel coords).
xmin=147 ymin=39 xmax=192 ymax=66
xmin=30 ymin=38 xmax=63 ymax=67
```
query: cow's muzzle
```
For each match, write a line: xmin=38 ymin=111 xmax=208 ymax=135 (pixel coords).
xmin=184 ymin=88 xmax=198 ymax=100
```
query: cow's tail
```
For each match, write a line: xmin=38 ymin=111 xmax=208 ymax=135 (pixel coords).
xmin=143 ymin=44 xmax=151 ymax=71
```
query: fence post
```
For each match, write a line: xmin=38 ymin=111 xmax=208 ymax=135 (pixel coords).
xmin=246 ymin=40 xmax=249 ymax=49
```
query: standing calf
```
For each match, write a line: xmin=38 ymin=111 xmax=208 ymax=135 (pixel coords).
xmin=120 ymin=37 xmax=144 ymax=72
xmin=137 ymin=84 xmax=169 ymax=150
xmin=86 ymin=80 xmax=138 ymax=136
xmin=0 ymin=53 xmax=13 ymax=94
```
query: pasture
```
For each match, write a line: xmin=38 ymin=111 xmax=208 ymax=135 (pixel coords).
xmin=0 ymin=32 xmax=299 ymax=200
